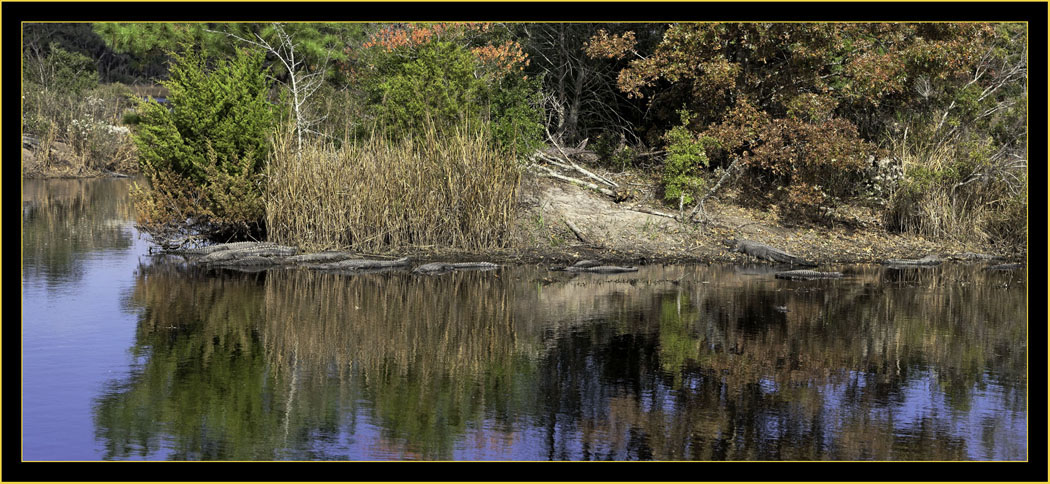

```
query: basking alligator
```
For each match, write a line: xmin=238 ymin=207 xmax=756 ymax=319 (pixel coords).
xmin=413 ymin=262 xmax=500 ymax=274
xmin=171 ymin=241 xmax=277 ymax=256
xmin=310 ymin=257 xmax=412 ymax=271
xmin=775 ymin=270 xmax=844 ymax=280
xmin=565 ymin=265 xmax=638 ymax=274
xmin=200 ymin=245 xmax=299 ymax=263
xmin=551 ymin=259 xmax=603 ymax=271
xmin=210 ymin=255 xmax=278 ymax=267
xmin=286 ymin=251 xmax=356 ymax=264
xmin=729 ymin=239 xmax=817 ymax=267
xmin=883 ymin=255 xmax=941 ymax=266
xmin=952 ymin=252 xmax=999 ymax=262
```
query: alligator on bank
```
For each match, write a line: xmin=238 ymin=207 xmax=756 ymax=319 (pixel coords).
xmin=565 ymin=265 xmax=639 ymax=274
xmin=170 ymin=241 xmax=278 ymax=256
xmin=883 ymin=255 xmax=941 ymax=266
xmin=774 ymin=270 xmax=844 ymax=280
xmin=551 ymin=259 xmax=603 ymax=271
xmin=951 ymin=252 xmax=1001 ymax=262
xmin=728 ymin=239 xmax=818 ymax=267
xmin=310 ymin=257 xmax=412 ymax=271
xmin=209 ymin=255 xmax=278 ymax=267
xmin=412 ymin=262 xmax=500 ymax=274
xmin=285 ymin=251 xmax=356 ymax=264
xmin=200 ymin=245 xmax=299 ymax=263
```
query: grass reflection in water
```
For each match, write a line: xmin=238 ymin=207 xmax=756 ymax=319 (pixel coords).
xmin=95 ymin=262 xmax=1026 ymax=460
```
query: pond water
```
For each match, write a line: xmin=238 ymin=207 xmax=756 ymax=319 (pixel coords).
xmin=21 ymin=178 xmax=1028 ymax=461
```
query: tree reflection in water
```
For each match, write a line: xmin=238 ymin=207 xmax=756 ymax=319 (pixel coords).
xmin=95 ymin=262 xmax=1026 ymax=460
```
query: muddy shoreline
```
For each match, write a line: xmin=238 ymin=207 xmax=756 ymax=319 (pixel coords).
xmin=28 ymin=159 xmax=1023 ymax=266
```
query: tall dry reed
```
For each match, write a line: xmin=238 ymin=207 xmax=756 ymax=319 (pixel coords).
xmin=882 ymin=121 xmax=1028 ymax=250
xmin=266 ymin=122 xmax=521 ymax=252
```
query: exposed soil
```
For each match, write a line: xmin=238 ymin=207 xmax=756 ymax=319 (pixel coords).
xmin=504 ymin=170 xmax=1023 ymax=267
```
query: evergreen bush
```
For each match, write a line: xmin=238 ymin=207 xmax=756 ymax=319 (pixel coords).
xmin=132 ymin=46 xmax=274 ymax=238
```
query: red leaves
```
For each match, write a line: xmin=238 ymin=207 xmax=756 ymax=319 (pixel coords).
xmin=362 ymin=23 xmax=529 ymax=78
xmin=471 ymin=40 xmax=528 ymax=75
xmin=362 ymin=22 xmax=495 ymax=52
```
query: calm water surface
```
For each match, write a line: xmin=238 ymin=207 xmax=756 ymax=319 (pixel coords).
xmin=22 ymin=178 xmax=1028 ymax=461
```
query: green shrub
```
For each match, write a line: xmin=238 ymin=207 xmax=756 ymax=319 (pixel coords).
xmin=661 ymin=111 xmax=710 ymax=205
xmin=132 ymin=46 xmax=274 ymax=237
xmin=364 ymin=34 xmax=542 ymax=156
xmin=23 ymin=42 xmax=99 ymax=95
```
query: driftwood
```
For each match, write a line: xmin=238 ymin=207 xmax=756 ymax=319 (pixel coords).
xmin=544 ymin=127 xmax=616 ymax=187
xmin=730 ymin=239 xmax=817 ymax=267
xmin=775 ymin=270 xmax=844 ymax=280
xmin=883 ymin=255 xmax=941 ymax=266
xmin=688 ymin=158 xmax=742 ymax=223
xmin=564 ymin=219 xmax=590 ymax=244
xmin=626 ymin=206 xmax=680 ymax=220
xmin=532 ymin=163 xmax=621 ymax=199
xmin=529 ymin=129 xmax=626 ymax=201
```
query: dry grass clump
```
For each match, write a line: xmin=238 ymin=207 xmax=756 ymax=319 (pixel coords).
xmin=884 ymin=135 xmax=1028 ymax=251
xmin=22 ymin=83 xmax=139 ymax=176
xmin=266 ymin=122 xmax=521 ymax=252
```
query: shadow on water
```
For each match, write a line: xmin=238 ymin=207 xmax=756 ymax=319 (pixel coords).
xmin=94 ymin=259 xmax=1027 ymax=460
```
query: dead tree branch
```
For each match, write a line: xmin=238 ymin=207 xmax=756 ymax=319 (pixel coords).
xmin=688 ymin=158 xmax=742 ymax=223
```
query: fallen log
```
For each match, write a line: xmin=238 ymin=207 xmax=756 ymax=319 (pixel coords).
xmin=532 ymin=163 xmax=621 ymax=199
xmin=564 ymin=219 xmax=590 ymax=244
xmin=543 ymin=128 xmax=616 ymax=188
xmin=730 ymin=239 xmax=817 ymax=267
xmin=626 ymin=206 xmax=679 ymax=220
xmin=775 ymin=270 xmax=844 ymax=280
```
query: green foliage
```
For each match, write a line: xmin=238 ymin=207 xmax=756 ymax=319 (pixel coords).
xmin=23 ymin=42 xmax=99 ymax=95
xmin=135 ymin=47 xmax=273 ymax=183
xmin=133 ymin=46 xmax=274 ymax=236
xmin=363 ymin=37 xmax=542 ymax=156
xmin=489 ymin=73 xmax=545 ymax=156
xmin=593 ymin=130 xmax=646 ymax=172
xmin=661 ymin=111 xmax=711 ymax=205
xmin=94 ymin=23 xmax=365 ymax=83
xmin=368 ymin=41 xmax=484 ymax=133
